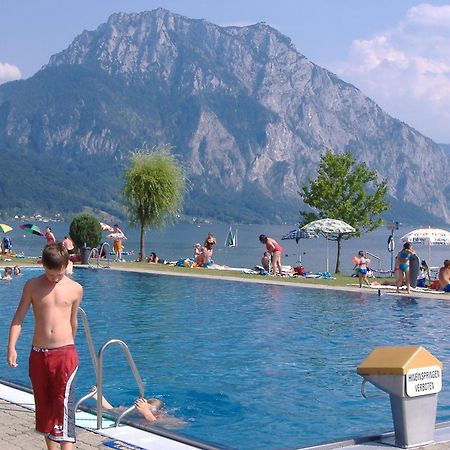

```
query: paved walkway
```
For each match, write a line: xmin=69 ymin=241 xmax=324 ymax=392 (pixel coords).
xmin=2 ymin=398 xmax=450 ymax=450
xmin=0 ymin=398 xmax=108 ymax=449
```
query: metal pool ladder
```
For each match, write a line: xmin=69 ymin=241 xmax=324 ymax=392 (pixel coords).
xmin=76 ymin=307 xmax=146 ymax=429
xmin=88 ymin=242 xmax=111 ymax=269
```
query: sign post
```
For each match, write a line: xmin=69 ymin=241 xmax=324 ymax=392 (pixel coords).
xmin=387 ymin=221 xmax=400 ymax=274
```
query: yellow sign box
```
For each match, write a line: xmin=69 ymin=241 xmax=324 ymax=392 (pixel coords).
xmin=357 ymin=346 xmax=443 ymax=376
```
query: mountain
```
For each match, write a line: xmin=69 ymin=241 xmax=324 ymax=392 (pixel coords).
xmin=1 ymin=9 xmax=449 ymax=225
xmin=440 ymin=144 xmax=450 ymax=156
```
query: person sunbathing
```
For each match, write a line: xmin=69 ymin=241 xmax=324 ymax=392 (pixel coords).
xmin=91 ymin=386 xmax=163 ymax=422
xmin=438 ymin=260 xmax=450 ymax=292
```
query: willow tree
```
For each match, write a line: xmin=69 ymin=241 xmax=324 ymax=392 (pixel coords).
xmin=300 ymin=150 xmax=390 ymax=273
xmin=123 ymin=146 xmax=186 ymax=261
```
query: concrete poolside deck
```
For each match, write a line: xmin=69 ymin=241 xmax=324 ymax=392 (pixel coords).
xmin=0 ymin=383 xmax=203 ymax=450
xmin=2 ymin=395 xmax=450 ymax=450
xmin=0 ymin=398 xmax=106 ymax=449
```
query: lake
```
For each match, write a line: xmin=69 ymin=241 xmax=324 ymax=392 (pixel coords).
xmin=3 ymin=220 xmax=449 ymax=274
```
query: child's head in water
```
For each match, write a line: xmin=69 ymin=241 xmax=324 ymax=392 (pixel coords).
xmin=146 ymin=398 xmax=164 ymax=413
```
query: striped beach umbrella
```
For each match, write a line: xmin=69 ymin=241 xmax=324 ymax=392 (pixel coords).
xmin=0 ymin=224 xmax=13 ymax=233
xmin=99 ymin=222 xmax=114 ymax=232
xmin=19 ymin=223 xmax=45 ymax=237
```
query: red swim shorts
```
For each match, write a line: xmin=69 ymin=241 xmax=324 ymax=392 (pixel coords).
xmin=29 ymin=344 xmax=78 ymax=443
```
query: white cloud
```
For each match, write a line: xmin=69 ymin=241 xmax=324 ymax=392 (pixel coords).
xmin=332 ymin=3 xmax=450 ymax=142
xmin=0 ymin=62 xmax=21 ymax=84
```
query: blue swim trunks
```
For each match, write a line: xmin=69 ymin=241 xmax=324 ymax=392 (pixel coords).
xmin=444 ymin=284 xmax=450 ymax=293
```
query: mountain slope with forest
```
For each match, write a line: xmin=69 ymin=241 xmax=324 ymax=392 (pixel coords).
xmin=0 ymin=9 xmax=449 ymax=224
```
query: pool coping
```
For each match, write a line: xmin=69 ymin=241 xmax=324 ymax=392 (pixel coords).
xmin=2 ymin=380 xmax=450 ymax=450
xmin=104 ymin=265 xmax=450 ymax=300
xmin=0 ymin=381 xmax=225 ymax=450
xmin=3 ymin=263 xmax=449 ymax=300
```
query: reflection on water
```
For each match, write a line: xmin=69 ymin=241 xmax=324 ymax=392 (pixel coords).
xmin=1 ymin=269 xmax=450 ymax=450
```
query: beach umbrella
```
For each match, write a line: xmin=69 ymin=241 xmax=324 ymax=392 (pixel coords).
xmin=281 ymin=228 xmax=318 ymax=265
xmin=19 ymin=223 xmax=45 ymax=237
xmin=401 ymin=227 xmax=450 ymax=265
xmin=99 ymin=222 xmax=114 ymax=232
xmin=107 ymin=232 xmax=127 ymax=240
xmin=0 ymin=224 xmax=13 ymax=233
xmin=301 ymin=218 xmax=356 ymax=272
xmin=281 ymin=228 xmax=317 ymax=243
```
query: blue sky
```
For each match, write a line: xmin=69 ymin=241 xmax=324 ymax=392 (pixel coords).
xmin=1 ymin=1 xmax=450 ymax=142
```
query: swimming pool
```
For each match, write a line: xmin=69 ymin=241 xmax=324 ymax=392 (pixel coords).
xmin=1 ymin=268 xmax=449 ymax=449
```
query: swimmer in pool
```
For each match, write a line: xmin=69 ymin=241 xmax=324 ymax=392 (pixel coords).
xmin=91 ymin=386 xmax=163 ymax=422
xmin=3 ymin=266 xmax=13 ymax=281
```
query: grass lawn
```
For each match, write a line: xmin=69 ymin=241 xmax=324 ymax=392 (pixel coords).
xmin=0 ymin=256 xmax=394 ymax=288
xmin=2 ymin=256 xmax=446 ymax=299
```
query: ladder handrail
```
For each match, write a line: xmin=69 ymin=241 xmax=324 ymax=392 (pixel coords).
xmin=365 ymin=251 xmax=381 ymax=273
xmin=75 ymin=307 xmax=99 ymax=412
xmin=78 ymin=307 xmax=98 ymax=376
xmin=97 ymin=339 xmax=145 ymax=429
xmin=88 ymin=242 xmax=111 ymax=269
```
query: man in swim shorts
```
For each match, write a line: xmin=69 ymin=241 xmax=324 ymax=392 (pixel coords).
xmin=112 ymin=224 xmax=125 ymax=262
xmin=7 ymin=243 xmax=83 ymax=449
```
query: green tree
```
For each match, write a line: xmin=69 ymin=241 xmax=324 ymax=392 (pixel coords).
xmin=123 ymin=146 xmax=186 ymax=261
xmin=69 ymin=213 xmax=102 ymax=250
xmin=300 ymin=150 xmax=390 ymax=273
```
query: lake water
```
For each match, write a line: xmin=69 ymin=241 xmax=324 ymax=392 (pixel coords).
xmin=3 ymin=220 xmax=449 ymax=273
xmin=1 ymin=268 xmax=450 ymax=449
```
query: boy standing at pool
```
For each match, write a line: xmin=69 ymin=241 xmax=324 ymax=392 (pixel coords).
xmin=7 ymin=243 xmax=83 ymax=450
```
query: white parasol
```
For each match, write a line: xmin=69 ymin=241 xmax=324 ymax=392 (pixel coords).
xmin=301 ymin=218 xmax=356 ymax=272
xmin=107 ymin=232 xmax=127 ymax=240
xmin=401 ymin=227 xmax=450 ymax=265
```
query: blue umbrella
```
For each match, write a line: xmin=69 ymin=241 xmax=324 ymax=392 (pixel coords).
xmin=282 ymin=229 xmax=317 ymax=244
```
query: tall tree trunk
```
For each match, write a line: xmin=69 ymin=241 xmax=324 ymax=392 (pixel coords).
xmin=335 ymin=235 xmax=342 ymax=273
xmin=139 ymin=223 xmax=145 ymax=262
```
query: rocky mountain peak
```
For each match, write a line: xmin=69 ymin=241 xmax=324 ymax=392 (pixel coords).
xmin=2 ymin=9 xmax=449 ymax=224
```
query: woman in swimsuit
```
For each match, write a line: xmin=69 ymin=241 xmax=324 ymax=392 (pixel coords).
xmin=353 ymin=251 xmax=370 ymax=288
xmin=259 ymin=234 xmax=283 ymax=276
xmin=45 ymin=227 xmax=56 ymax=245
xmin=396 ymin=242 xmax=415 ymax=293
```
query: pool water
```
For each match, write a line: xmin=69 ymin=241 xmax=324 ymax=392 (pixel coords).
xmin=1 ymin=268 xmax=449 ymax=449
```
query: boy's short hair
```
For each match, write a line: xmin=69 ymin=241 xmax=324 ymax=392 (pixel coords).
xmin=42 ymin=243 xmax=69 ymax=269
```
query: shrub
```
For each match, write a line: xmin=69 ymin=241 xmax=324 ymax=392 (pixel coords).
xmin=69 ymin=213 xmax=102 ymax=250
